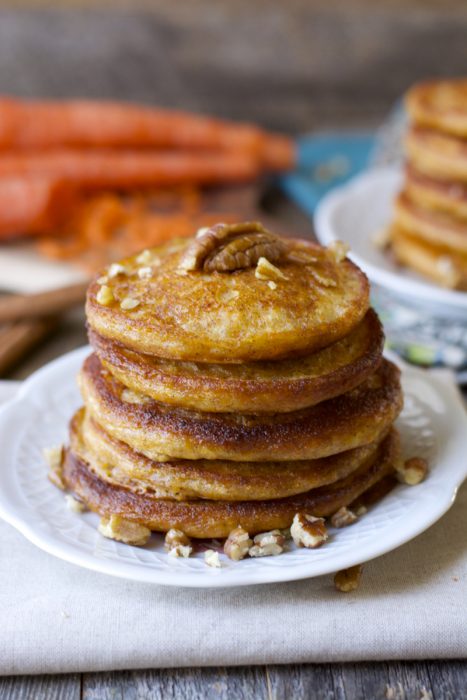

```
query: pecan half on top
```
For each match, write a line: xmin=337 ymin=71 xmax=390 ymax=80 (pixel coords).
xmin=179 ymin=221 xmax=287 ymax=273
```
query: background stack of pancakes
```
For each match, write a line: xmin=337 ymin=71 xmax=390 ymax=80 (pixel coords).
xmin=62 ymin=223 xmax=403 ymax=543
xmin=389 ymin=78 xmax=467 ymax=290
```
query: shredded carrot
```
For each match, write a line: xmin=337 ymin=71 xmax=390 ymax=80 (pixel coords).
xmin=37 ymin=187 xmax=235 ymax=272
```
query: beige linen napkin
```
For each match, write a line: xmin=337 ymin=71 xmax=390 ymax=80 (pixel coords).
xmin=0 ymin=381 xmax=465 ymax=675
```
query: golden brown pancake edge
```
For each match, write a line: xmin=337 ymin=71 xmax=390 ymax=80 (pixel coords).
xmin=63 ymin=429 xmax=399 ymax=538
xmin=88 ymin=308 xmax=384 ymax=414
xmin=79 ymin=353 xmax=403 ymax=462
xmin=73 ymin=406 xmax=390 ymax=501
xmin=86 ymin=237 xmax=370 ymax=363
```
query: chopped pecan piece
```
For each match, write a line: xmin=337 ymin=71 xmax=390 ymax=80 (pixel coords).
xmin=164 ymin=528 xmax=193 ymax=558
xmin=248 ymin=529 xmax=285 ymax=557
xmin=396 ymin=457 xmax=428 ymax=485
xmin=96 ymin=284 xmax=114 ymax=306
xmin=120 ymin=297 xmax=140 ymax=310
xmin=137 ymin=266 xmax=153 ymax=279
xmin=327 ymin=240 xmax=349 ymax=263
xmin=204 ymin=549 xmax=221 ymax=567
xmin=44 ymin=444 xmax=66 ymax=490
xmin=255 ymin=256 xmax=288 ymax=281
xmin=436 ymin=256 xmax=460 ymax=288
xmin=98 ymin=515 xmax=151 ymax=546
xmin=136 ymin=249 xmax=153 ymax=264
xmin=291 ymin=513 xmax=328 ymax=548
xmin=334 ymin=565 xmax=363 ymax=592
xmin=65 ymin=494 xmax=86 ymax=513
xmin=224 ymin=526 xmax=253 ymax=561
xmin=107 ymin=262 xmax=129 ymax=278
xmin=330 ymin=506 xmax=358 ymax=529
xmin=309 ymin=268 xmax=337 ymax=288
xmin=286 ymin=249 xmax=318 ymax=265
xmin=179 ymin=221 xmax=287 ymax=273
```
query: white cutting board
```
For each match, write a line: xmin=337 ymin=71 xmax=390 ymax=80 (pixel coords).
xmin=0 ymin=244 xmax=87 ymax=293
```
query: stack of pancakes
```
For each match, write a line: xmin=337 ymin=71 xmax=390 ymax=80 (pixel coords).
xmin=389 ymin=78 xmax=467 ymax=289
xmin=63 ymin=223 xmax=403 ymax=540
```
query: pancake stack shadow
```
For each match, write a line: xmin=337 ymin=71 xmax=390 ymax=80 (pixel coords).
xmin=60 ymin=224 xmax=404 ymax=544
xmin=389 ymin=78 xmax=467 ymax=290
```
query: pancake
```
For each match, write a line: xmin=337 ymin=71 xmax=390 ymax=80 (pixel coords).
xmin=79 ymin=353 xmax=403 ymax=462
xmin=390 ymin=225 xmax=467 ymax=290
xmin=405 ymin=165 xmax=467 ymax=220
xmin=62 ymin=429 xmax=399 ymax=538
xmin=86 ymin=231 xmax=370 ymax=363
xmin=406 ymin=127 xmax=467 ymax=182
xmin=89 ymin=308 xmax=384 ymax=414
xmin=74 ymin=407 xmax=389 ymax=501
xmin=393 ymin=191 xmax=467 ymax=255
xmin=406 ymin=79 xmax=467 ymax=137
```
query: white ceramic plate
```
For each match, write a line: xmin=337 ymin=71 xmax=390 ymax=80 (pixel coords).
xmin=314 ymin=167 xmax=467 ymax=319
xmin=0 ymin=346 xmax=466 ymax=588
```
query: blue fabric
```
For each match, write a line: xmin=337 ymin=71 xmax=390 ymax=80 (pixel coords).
xmin=280 ymin=132 xmax=375 ymax=215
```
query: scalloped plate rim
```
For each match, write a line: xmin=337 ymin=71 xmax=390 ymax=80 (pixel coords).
xmin=0 ymin=346 xmax=466 ymax=588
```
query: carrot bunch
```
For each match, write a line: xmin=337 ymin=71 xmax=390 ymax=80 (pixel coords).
xmin=0 ymin=97 xmax=296 ymax=245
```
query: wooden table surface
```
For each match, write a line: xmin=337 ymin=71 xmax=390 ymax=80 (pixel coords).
xmin=1 ymin=4 xmax=466 ymax=697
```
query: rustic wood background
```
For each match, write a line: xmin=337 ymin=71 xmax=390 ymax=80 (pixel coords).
xmin=0 ymin=1 xmax=466 ymax=132
xmin=1 ymin=2 xmax=467 ymax=697
xmin=1 ymin=661 xmax=467 ymax=699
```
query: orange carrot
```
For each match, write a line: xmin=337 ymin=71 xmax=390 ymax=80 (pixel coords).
xmin=263 ymin=133 xmax=297 ymax=171
xmin=37 ymin=189 xmax=236 ymax=271
xmin=0 ymin=98 xmax=296 ymax=171
xmin=0 ymin=175 xmax=78 ymax=240
xmin=0 ymin=149 xmax=260 ymax=189
xmin=0 ymin=97 xmax=263 ymax=152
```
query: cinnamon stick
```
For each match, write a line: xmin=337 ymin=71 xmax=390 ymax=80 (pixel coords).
xmin=0 ymin=281 xmax=88 ymax=324
xmin=0 ymin=318 xmax=57 ymax=375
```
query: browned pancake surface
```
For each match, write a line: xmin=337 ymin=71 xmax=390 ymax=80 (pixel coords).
xmin=73 ymin=407 xmax=388 ymax=501
xmin=79 ymin=354 xmax=403 ymax=462
xmin=63 ymin=430 xmax=399 ymax=538
xmin=89 ymin=309 xmax=383 ymax=414
xmin=86 ymin=237 xmax=369 ymax=363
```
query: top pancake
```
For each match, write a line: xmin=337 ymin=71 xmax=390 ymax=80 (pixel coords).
xmin=406 ymin=79 xmax=467 ymax=137
xmin=86 ymin=227 xmax=370 ymax=363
